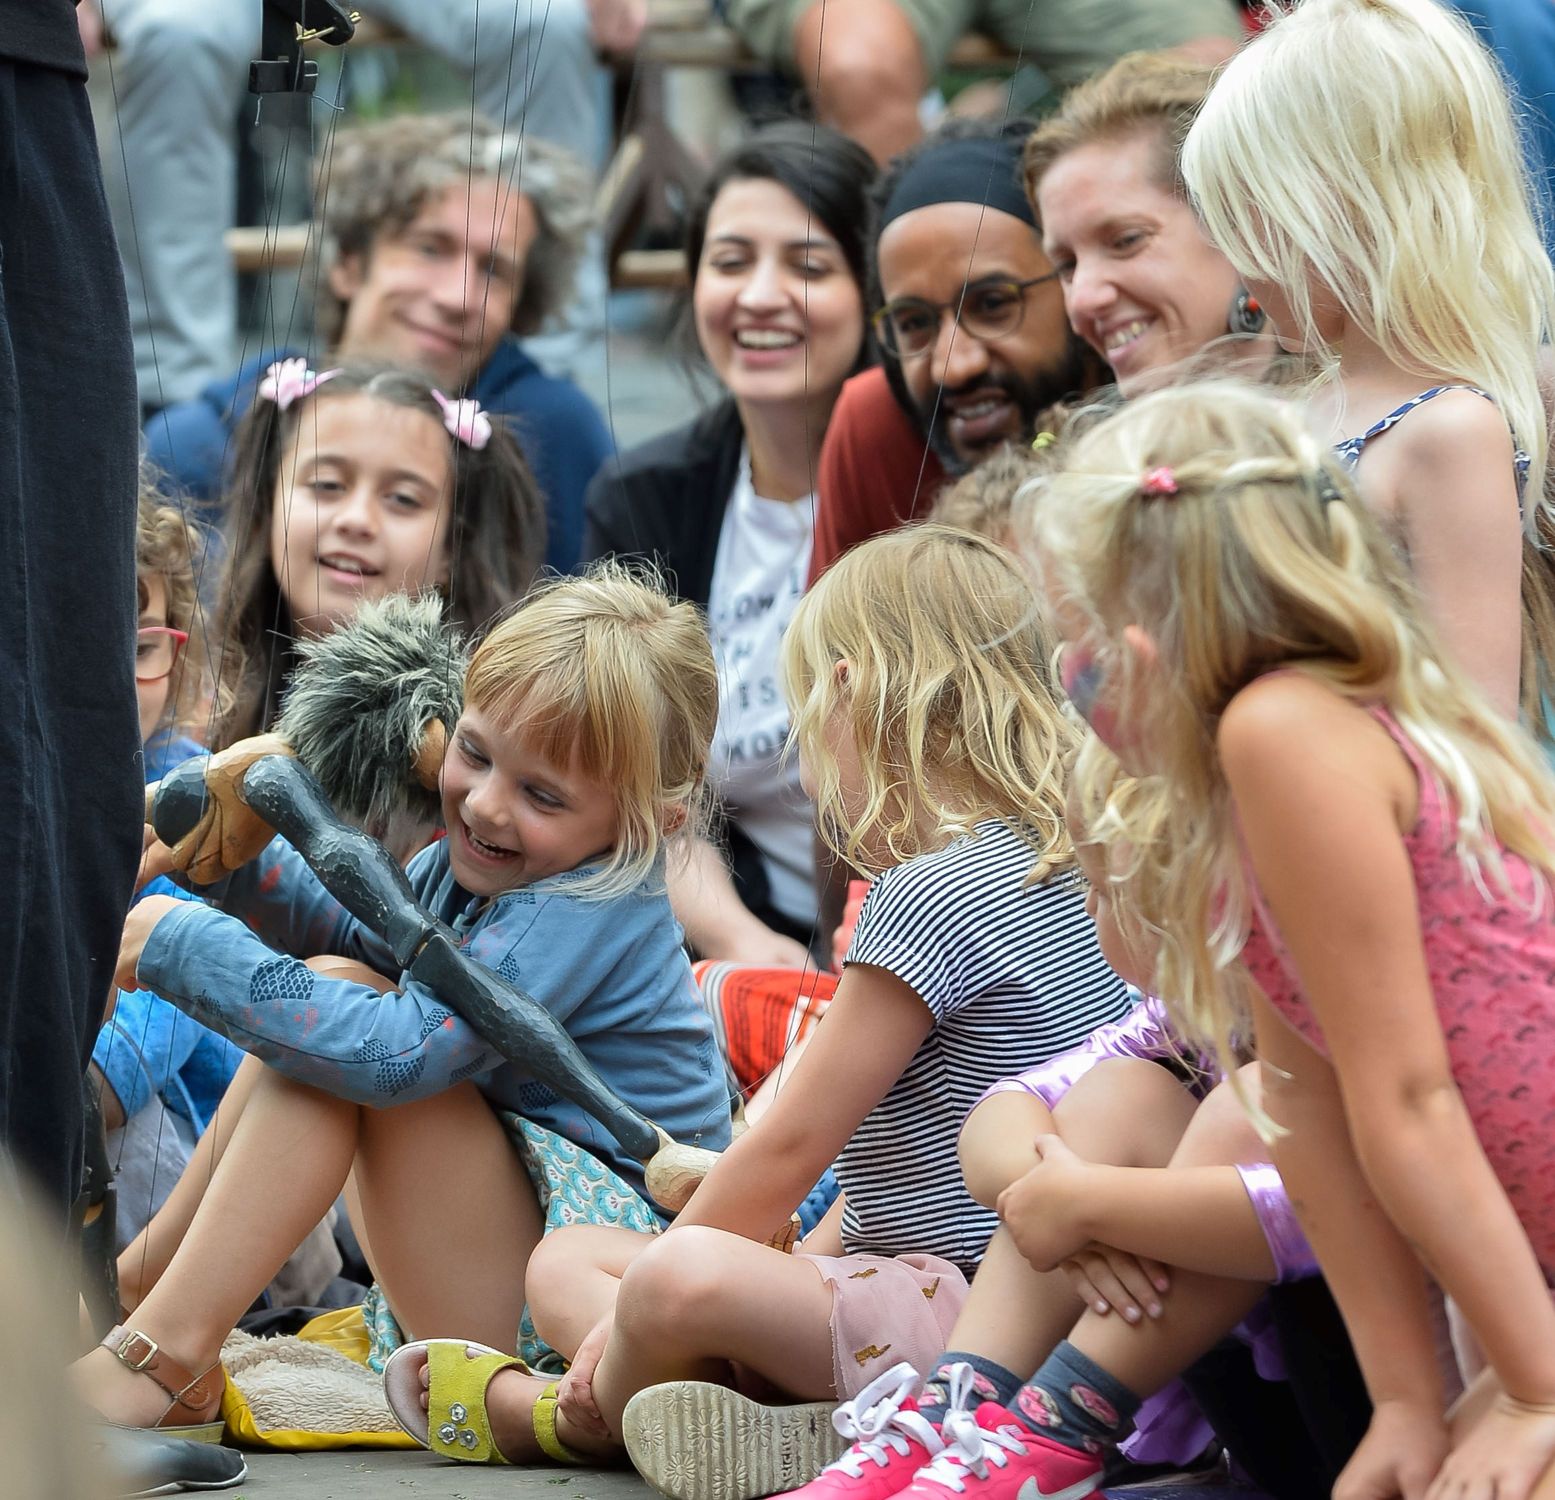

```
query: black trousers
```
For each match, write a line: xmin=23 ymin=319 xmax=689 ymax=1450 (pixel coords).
xmin=0 ymin=59 xmax=141 ymax=1214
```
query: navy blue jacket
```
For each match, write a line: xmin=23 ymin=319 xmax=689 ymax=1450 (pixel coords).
xmin=144 ymin=337 xmax=613 ymax=573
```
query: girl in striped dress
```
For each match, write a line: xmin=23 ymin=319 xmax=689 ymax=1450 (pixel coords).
xmin=480 ymin=525 xmax=1131 ymax=1490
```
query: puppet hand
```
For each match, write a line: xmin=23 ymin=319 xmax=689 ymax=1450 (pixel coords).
xmin=997 ymin=1135 xmax=1095 ymax=1270
xmin=161 ymin=734 xmax=292 ymax=883
xmin=116 ymin=895 xmax=186 ymax=993
xmin=1060 ymin=1244 xmax=1169 ymax=1324
xmin=1335 ymin=1400 xmax=1449 ymax=1500
xmin=1424 ymin=1395 xmax=1555 ymax=1500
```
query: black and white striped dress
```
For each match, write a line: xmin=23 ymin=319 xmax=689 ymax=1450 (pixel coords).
xmin=836 ymin=819 xmax=1131 ymax=1276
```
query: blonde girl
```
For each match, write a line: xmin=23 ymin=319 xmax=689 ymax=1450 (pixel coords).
xmin=74 ymin=567 xmax=731 ymax=1454
xmin=451 ymin=527 xmax=1131 ymax=1494
xmin=1035 ymin=380 xmax=1555 ymax=1500
xmin=1181 ymin=0 xmax=1555 ymax=726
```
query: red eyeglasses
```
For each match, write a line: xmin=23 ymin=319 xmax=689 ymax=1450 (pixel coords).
xmin=136 ymin=626 xmax=189 ymax=684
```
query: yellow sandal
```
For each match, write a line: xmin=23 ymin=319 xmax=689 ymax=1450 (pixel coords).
xmin=382 ymin=1338 xmax=588 ymax=1465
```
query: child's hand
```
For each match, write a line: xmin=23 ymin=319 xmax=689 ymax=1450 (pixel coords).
xmin=996 ymin=1134 xmax=1094 ymax=1270
xmin=557 ymin=1313 xmax=614 ymax=1443
xmin=1335 ymin=1399 xmax=1450 ymax=1500
xmin=137 ymin=821 xmax=178 ymax=893
xmin=116 ymin=895 xmax=185 ymax=993
xmin=1423 ymin=1394 xmax=1555 ymax=1500
xmin=1060 ymin=1244 xmax=1169 ymax=1325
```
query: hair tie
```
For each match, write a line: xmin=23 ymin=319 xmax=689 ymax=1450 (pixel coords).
xmin=1314 ymin=470 xmax=1346 ymax=507
xmin=1031 ymin=431 xmax=1057 ymax=452
xmin=430 ymin=390 xmax=493 ymax=451
xmin=258 ymin=358 xmax=340 ymax=411
xmin=1140 ymin=466 xmax=1179 ymax=497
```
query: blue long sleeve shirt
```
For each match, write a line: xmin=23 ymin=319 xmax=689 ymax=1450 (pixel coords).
xmin=138 ymin=835 xmax=731 ymax=1203
xmin=92 ymin=734 xmax=241 ymax=1133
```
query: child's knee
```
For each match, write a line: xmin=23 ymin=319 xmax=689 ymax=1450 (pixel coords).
xmin=1055 ymin=1057 xmax=1197 ymax=1165
xmin=1172 ymin=1064 xmax=1265 ymax=1168
xmin=959 ymin=1092 xmax=1055 ymax=1206
xmin=615 ymin=1227 xmax=737 ymax=1343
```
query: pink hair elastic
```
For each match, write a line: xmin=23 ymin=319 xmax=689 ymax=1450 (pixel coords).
xmin=1140 ymin=466 xmax=1179 ymax=497
xmin=431 ymin=390 xmax=493 ymax=451
xmin=257 ymin=358 xmax=340 ymax=411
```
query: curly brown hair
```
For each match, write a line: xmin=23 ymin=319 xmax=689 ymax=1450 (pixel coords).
xmin=315 ymin=113 xmax=592 ymax=347
xmin=137 ymin=472 xmax=221 ymax=736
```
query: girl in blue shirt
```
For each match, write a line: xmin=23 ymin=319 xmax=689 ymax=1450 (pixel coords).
xmin=74 ymin=566 xmax=731 ymax=1444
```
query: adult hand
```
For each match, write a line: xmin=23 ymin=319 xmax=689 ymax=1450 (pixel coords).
xmin=586 ymin=0 xmax=646 ymax=54
xmin=1424 ymin=1394 xmax=1555 ymax=1500
xmin=1060 ymin=1244 xmax=1169 ymax=1325
xmin=996 ymin=1134 xmax=1095 ymax=1271
xmin=1334 ymin=1400 xmax=1450 ymax=1500
xmin=556 ymin=1314 xmax=614 ymax=1443
xmin=116 ymin=895 xmax=186 ymax=993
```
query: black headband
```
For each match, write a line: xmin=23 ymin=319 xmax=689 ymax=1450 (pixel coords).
xmin=879 ymin=136 xmax=1036 ymax=232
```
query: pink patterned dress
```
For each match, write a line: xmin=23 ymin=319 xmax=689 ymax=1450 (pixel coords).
xmin=1240 ymin=704 xmax=1555 ymax=1274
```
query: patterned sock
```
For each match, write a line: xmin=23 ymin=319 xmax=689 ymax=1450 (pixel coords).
xmin=1006 ymin=1341 xmax=1141 ymax=1456
xmin=916 ymin=1353 xmax=1022 ymax=1426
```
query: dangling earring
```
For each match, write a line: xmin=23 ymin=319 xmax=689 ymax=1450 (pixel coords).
xmin=1227 ymin=286 xmax=1266 ymax=336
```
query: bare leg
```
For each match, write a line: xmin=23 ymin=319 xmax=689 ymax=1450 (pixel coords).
xmin=117 ymin=956 xmax=395 ymax=1310
xmin=952 ymin=1061 xmax=1200 ymax=1375
xmin=792 ymin=0 xmax=927 ymax=163
xmin=527 ymin=1223 xmax=658 ymax=1360
xmin=116 ymin=1050 xmax=266 ymax=1311
xmin=585 ymin=1226 xmax=838 ymax=1437
xmin=75 ymin=1073 xmax=544 ymax=1431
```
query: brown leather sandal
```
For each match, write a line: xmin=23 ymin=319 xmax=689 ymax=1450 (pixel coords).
xmin=99 ymin=1325 xmax=226 ymax=1444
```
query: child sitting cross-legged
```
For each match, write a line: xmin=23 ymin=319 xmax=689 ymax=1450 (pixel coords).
xmin=414 ymin=525 xmax=1133 ymax=1490
xmin=72 ymin=565 xmax=732 ymax=1454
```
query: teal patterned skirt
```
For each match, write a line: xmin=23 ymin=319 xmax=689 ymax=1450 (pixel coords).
xmin=363 ymin=1113 xmax=664 ymax=1374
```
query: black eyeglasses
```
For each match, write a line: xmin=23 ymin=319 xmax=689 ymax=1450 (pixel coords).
xmin=871 ymin=273 xmax=1061 ymax=360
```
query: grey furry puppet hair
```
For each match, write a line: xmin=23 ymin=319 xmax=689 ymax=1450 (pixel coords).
xmin=277 ymin=594 xmax=466 ymax=861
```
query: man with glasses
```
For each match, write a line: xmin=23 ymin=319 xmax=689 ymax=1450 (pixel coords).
xmin=810 ymin=120 xmax=1104 ymax=584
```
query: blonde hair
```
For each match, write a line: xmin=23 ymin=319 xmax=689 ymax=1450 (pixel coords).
xmin=929 ymin=443 xmax=1052 ymax=542
xmin=782 ymin=524 xmax=1076 ymax=879
xmin=1023 ymin=50 xmax=1218 ymax=218
xmin=1181 ymin=0 xmax=1555 ymax=528
xmin=136 ymin=476 xmax=221 ymax=736
xmin=1034 ymin=380 xmax=1555 ymax=1076
xmin=463 ymin=562 xmax=718 ymax=897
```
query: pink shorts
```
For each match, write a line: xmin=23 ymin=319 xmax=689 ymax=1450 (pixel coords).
xmin=803 ymin=1252 xmax=969 ymax=1398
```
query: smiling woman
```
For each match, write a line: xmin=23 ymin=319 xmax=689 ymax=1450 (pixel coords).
xmin=1023 ymin=52 xmax=1277 ymax=398
xmin=583 ymin=123 xmax=877 ymax=964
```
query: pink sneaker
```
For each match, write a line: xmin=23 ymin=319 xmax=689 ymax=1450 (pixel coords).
xmin=782 ymin=1363 xmax=949 ymax=1500
xmin=898 ymin=1403 xmax=1103 ymax=1500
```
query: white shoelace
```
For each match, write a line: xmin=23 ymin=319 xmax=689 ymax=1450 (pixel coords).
xmin=912 ymin=1409 xmax=1032 ymax=1495
xmin=825 ymin=1361 xmax=983 ymax=1479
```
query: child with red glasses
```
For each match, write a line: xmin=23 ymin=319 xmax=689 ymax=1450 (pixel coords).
xmin=90 ymin=483 xmax=240 ymax=1247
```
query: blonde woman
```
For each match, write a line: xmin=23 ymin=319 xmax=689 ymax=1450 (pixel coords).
xmin=502 ymin=527 xmax=1131 ymax=1497
xmin=1182 ymin=0 xmax=1555 ymax=726
xmin=1031 ymin=382 xmax=1555 ymax=1500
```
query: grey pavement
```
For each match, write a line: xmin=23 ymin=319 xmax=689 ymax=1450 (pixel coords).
xmin=240 ymin=1450 xmax=652 ymax=1498
xmin=228 ymin=1450 xmax=1271 ymax=1499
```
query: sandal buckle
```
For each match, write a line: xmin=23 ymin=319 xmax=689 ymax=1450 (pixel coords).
xmin=116 ymin=1331 xmax=159 ymax=1372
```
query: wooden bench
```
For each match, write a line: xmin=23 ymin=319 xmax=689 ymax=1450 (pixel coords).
xmin=228 ymin=6 xmax=1019 ymax=291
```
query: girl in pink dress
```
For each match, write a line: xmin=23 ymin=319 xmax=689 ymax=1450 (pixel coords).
xmin=1023 ymin=378 xmax=1555 ymax=1500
